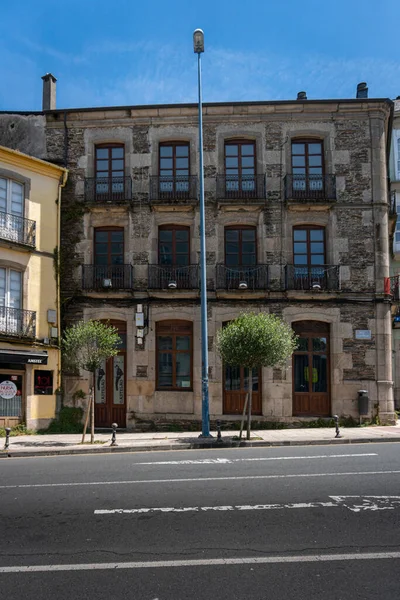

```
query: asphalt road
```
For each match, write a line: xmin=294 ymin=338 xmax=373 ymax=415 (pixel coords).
xmin=1 ymin=443 xmax=400 ymax=599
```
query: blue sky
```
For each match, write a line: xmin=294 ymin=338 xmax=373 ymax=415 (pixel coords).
xmin=0 ymin=0 xmax=398 ymax=111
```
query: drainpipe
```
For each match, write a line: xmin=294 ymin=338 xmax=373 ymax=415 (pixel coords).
xmin=56 ymin=169 xmax=68 ymax=395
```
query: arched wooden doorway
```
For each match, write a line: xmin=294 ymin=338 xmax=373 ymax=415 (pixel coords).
xmin=94 ymin=320 xmax=126 ymax=428
xmin=292 ymin=321 xmax=330 ymax=416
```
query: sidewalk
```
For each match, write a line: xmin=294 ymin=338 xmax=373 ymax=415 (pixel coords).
xmin=2 ymin=423 xmax=400 ymax=458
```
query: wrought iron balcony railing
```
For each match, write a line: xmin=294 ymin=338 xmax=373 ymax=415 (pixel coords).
xmin=149 ymin=176 xmax=198 ymax=203
xmin=0 ymin=212 xmax=36 ymax=248
xmin=216 ymin=264 xmax=269 ymax=290
xmin=82 ymin=265 xmax=133 ymax=291
xmin=284 ymin=174 xmax=336 ymax=201
xmin=0 ymin=306 xmax=36 ymax=338
xmin=285 ymin=265 xmax=340 ymax=291
xmin=148 ymin=264 xmax=199 ymax=290
xmin=216 ymin=174 xmax=266 ymax=200
xmin=84 ymin=177 xmax=133 ymax=204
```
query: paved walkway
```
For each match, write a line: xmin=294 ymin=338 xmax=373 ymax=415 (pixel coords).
xmin=1 ymin=423 xmax=400 ymax=457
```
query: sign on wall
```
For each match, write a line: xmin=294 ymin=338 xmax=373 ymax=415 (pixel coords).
xmin=34 ymin=371 xmax=53 ymax=395
xmin=0 ymin=380 xmax=17 ymax=399
xmin=113 ymin=356 xmax=124 ymax=405
xmin=95 ymin=360 xmax=106 ymax=404
xmin=355 ymin=330 xmax=372 ymax=340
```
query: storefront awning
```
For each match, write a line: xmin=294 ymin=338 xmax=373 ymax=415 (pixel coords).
xmin=0 ymin=349 xmax=48 ymax=365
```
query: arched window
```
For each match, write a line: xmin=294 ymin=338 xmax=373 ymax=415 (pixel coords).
xmin=156 ymin=321 xmax=193 ymax=390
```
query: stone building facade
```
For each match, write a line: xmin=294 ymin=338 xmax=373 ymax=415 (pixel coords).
xmin=0 ymin=82 xmax=396 ymax=427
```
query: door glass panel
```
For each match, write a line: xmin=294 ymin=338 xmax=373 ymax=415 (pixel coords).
xmin=11 ymin=182 xmax=23 ymax=216
xmin=294 ymin=242 xmax=307 ymax=253
xmin=293 ymin=230 xmax=307 ymax=241
xmin=176 ymin=353 xmax=191 ymax=388
xmin=176 ymin=146 xmax=189 ymax=157
xmin=158 ymin=353 xmax=172 ymax=387
xmin=0 ymin=268 xmax=5 ymax=305
xmin=310 ymin=229 xmax=324 ymax=241
xmin=111 ymin=147 xmax=124 ymax=158
xmin=242 ymin=229 xmax=255 ymax=241
xmin=225 ymin=145 xmax=238 ymax=156
xmin=158 ymin=336 xmax=172 ymax=351
xmin=310 ymin=242 xmax=324 ymax=254
xmin=292 ymin=143 xmax=305 ymax=154
xmin=176 ymin=336 xmax=190 ymax=351
xmin=312 ymin=337 xmax=327 ymax=352
xmin=292 ymin=156 xmax=306 ymax=167
xmin=113 ymin=356 xmax=125 ymax=404
xmin=244 ymin=368 xmax=259 ymax=391
xmin=296 ymin=337 xmax=308 ymax=351
xmin=225 ymin=230 xmax=239 ymax=242
xmin=225 ymin=365 xmax=241 ymax=390
xmin=309 ymin=143 xmax=322 ymax=154
xmin=309 ymin=156 xmax=322 ymax=167
xmin=311 ymin=254 xmax=325 ymax=265
xmin=312 ymin=355 xmax=327 ymax=392
xmin=96 ymin=148 xmax=108 ymax=159
xmin=160 ymin=146 xmax=173 ymax=157
xmin=9 ymin=270 xmax=21 ymax=309
xmin=294 ymin=354 xmax=309 ymax=392
xmin=159 ymin=230 xmax=173 ymax=242
xmin=95 ymin=359 xmax=107 ymax=404
xmin=0 ymin=178 xmax=6 ymax=212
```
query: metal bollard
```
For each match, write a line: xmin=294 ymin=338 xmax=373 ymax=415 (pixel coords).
xmin=111 ymin=422 xmax=118 ymax=447
xmin=4 ymin=427 xmax=11 ymax=450
xmin=216 ymin=420 xmax=222 ymax=443
xmin=333 ymin=415 xmax=341 ymax=438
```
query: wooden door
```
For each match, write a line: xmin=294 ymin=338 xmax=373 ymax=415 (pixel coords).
xmin=94 ymin=322 xmax=126 ymax=428
xmin=223 ymin=365 xmax=262 ymax=415
xmin=292 ymin=321 xmax=330 ymax=416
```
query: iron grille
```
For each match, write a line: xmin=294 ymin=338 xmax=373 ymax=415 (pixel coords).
xmin=82 ymin=265 xmax=133 ymax=290
xmin=148 ymin=265 xmax=199 ymax=289
xmin=216 ymin=264 xmax=269 ymax=290
xmin=0 ymin=212 xmax=36 ymax=247
xmin=0 ymin=306 xmax=36 ymax=338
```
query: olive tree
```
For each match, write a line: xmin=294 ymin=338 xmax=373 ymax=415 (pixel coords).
xmin=217 ymin=312 xmax=297 ymax=440
xmin=62 ymin=320 xmax=120 ymax=443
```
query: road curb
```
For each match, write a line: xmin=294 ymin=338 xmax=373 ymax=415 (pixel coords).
xmin=1 ymin=435 xmax=400 ymax=458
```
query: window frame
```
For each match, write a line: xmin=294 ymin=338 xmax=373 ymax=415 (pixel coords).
xmin=94 ymin=227 xmax=124 ymax=266
xmin=158 ymin=225 xmax=190 ymax=266
xmin=293 ymin=225 xmax=326 ymax=267
xmin=224 ymin=139 xmax=256 ymax=178
xmin=224 ymin=225 xmax=257 ymax=267
xmin=0 ymin=177 xmax=24 ymax=216
xmin=0 ymin=267 xmax=22 ymax=309
xmin=156 ymin=320 xmax=193 ymax=391
xmin=95 ymin=144 xmax=125 ymax=180
xmin=159 ymin=142 xmax=190 ymax=178
xmin=291 ymin=138 xmax=324 ymax=180
xmin=395 ymin=133 xmax=400 ymax=180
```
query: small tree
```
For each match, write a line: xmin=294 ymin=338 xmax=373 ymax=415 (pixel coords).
xmin=62 ymin=320 xmax=121 ymax=443
xmin=217 ymin=312 xmax=297 ymax=440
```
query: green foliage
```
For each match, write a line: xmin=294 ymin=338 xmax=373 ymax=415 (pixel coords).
xmin=216 ymin=312 xmax=298 ymax=369
xmin=39 ymin=406 xmax=84 ymax=434
xmin=62 ymin=320 xmax=120 ymax=374
xmin=0 ymin=424 xmax=35 ymax=437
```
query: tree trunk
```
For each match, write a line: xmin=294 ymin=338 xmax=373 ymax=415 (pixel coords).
xmin=246 ymin=368 xmax=253 ymax=441
xmin=81 ymin=396 xmax=90 ymax=444
xmin=90 ymin=372 xmax=95 ymax=444
xmin=239 ymin=393 xmax=249 ymax=441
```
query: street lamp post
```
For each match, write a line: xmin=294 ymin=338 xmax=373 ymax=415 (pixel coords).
xmin=193 ymin=29 xmax=211 ymax=437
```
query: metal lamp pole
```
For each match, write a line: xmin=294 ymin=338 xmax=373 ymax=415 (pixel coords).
xmin=193 ymin=29 xmax=211 ymax=437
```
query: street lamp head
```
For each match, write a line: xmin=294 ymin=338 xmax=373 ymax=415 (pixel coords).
xmin=193 ymin=29 xmax=204 ymax=53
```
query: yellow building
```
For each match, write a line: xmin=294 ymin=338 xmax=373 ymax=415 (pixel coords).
xmin=0 ymin=145 xmax=67 ymax=429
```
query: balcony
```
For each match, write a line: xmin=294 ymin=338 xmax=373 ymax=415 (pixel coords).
xmin=84 ymin=177 xmax=133 ymax=204
xmin=81 ymin=265 xmax=133 ymax=291
xmin=0 ymin=212 xmax=36 ymax=248
xmin=149 ymin=176 xmax=198 ymax=205
xmin=285 ymin=265 xmax=340 ymax=291
xmin=216 ymin=174 xmax=266 ymax=202
xmin=0 ymin=307 xmax=36 ymax=338
xmin=284 ymin=174 xmax=336 ymax=202
xmin=216 ymin=264 xmax=269 ymax=291
xmin=148 ymin=265 xmax=199 ymax=290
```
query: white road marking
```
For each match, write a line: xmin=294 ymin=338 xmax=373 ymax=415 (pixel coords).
xmin=94 ymin=496 xmax=400 ymax=515
xmin=1 ymin=552 xmax=400 ymax=573
xmin=1 ymin=470 xmax=399 ymax=490
xmin=131 ymin=453 xmax=377 ymax=466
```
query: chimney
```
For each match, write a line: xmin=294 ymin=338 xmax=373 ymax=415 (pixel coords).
xmin=356 ymin=82 xmax=368 ymax=99
xmin=41 ymin=73 xmax=57 ymax=110
xmin=297 ymin=91 xmax=307 ymax=100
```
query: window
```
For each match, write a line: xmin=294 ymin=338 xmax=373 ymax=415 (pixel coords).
xmin=224 ymin=140 xmax=256 ymax=193
xmin=94 ymin=228 xmax=124 ymax=266
xmin=0 ymin=178 xmax=24 ymax=241
xmin=34 ymin=370 xmax=53 ymax=395
xmin=293 ymin=226 xmax=326 ymax=290
xmin=156 ymin=321 xmax=193 ymax=390
xmin=159 ymin=143 xmax=190 ymax=194
xmin=94 ymin=144 xmax=125 ymax=199
xmin=158 ymin=226 xmax=190 ymax=266
xmin=291 ymin=140 xmax=323 ymax=191
xmin=397 ymin=137 xmax=400 ymax=180
xmin=225 ymin=226 xmax=256 ymax=267
xmin=0 ymin=268 xmax=22 ymax=334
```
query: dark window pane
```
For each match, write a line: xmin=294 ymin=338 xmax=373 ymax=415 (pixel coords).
xmin=160 ymin=146 xmax=173 ymax=157
xmin=111 ymin=147 xmax=124 ymax=158
xmin=294 ymin=355 xmax=309 ymax=392
xmin=94 ymin=255 xmax=108 ymax=265
xmin=296 ymin=337 xmax=308 ymax=351
xmin=95 ymin=232 xmax=108 ymax=243
xmin=158 ymin=336 xmax=173 ymax=351
xmin=292 ymin=143 xmax=305 ymax=155
xmin=242 ymin=242 xmax=256 ymax=254
xmin=312 ymin=355 xmax=327 ymax=392
xmin=176 ymin=336 xmax=190 ymax=351
xmin=111 ymin=243 xmax=123 ymax=254
xmin=95 ymin=243 xmax=108 ymax=255
xmin=312 ymin=337 xmax=327 ymax=352
xmin=159 ymin=230 xmax=173 ymax=242
xmin=175 ymin=255 xmax=189 ymax=266
xmin=176 ymin=242 xmax=189 ymax=254
xmin=111 ymin=231 xmax=123 ymax=242
xmin=226 ymin=230 xmax=239 ymax=242
xmin=226 ymin=242 xmax=239 ymax=254
xmin=225 ymin=145 xmax=238 ymax=156
xmin=226 ymin=254 xmax=239 ymax=266
xmin=242 ymin=229 xmax=256 ymax=241
xmin=241 ymin=254 xmax=256 ymax=265
xmin=175 ymin=230 xmax=189 ymax=242
xmin=244 ymin=367 xmax=259 ymax=391
xmin=96 ymin=148 xmax=108 ymax=159
xmin=310 ymin=229 xmax=324 ymax=241
xmin=294 ymin=230 xmax=307 ymax=241
xmin=225 ymin=365 xmax=241 ymax=390
xmin=176 ymin=145 xmax=189 ymax=157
